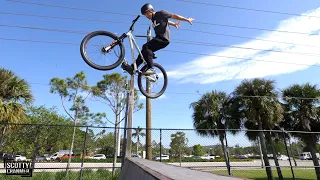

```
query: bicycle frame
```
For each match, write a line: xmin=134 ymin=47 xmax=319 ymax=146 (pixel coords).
xmin=127 ymin=32 xmax=157 ymax=82
xmin=114 ymin=15 xmax=157 ymax=82
xmin=116 ymin=15 xmax=152 ymax=74
xmin=126 ymin=30 xmax=147 ymax=73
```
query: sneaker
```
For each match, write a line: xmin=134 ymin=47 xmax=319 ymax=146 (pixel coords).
xmin=141 ymin=68 xmax=155 ymax=75
xmin=153 ymin=53 xmax=157 ymax=59
xmin=121 ymin=62 xmax=134 ymax=75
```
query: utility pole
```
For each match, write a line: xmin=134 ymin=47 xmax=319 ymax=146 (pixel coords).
xmin=117 ymin=93 xmax=124 ymax=156
xmin=125 ymin=77 xmax=134 ymax=158
xmin=146 ymin=25 xmax=152 ymax=160
xmin=121 ymin=91 xmax=129 ymax=168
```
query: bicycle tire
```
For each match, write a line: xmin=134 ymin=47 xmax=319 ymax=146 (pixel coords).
xmin=137 ymin=63 xmax=168 ymax=99
xmin=80 ymin=30 xmax=125 ymax=71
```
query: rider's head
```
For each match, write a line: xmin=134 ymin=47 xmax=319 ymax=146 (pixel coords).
xmin=141 ymin=3 xmax=154 ymax=19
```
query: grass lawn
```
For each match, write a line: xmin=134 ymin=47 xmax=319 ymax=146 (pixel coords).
xmin=0 ymin=169 xmax=120 ymax=180
xmin=212 ymin=168 xmax=316 ymax=180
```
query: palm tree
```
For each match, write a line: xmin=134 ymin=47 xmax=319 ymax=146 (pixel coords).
xmin=190 ymin=90 xmax=241 ymax=176
xmin=0 ymin=67 xmax=33 ymax=104
xmin=132 ymin=126 xmax=145 ymax=156
xmin=0 ymin=67 xmax=33 ymax=150
xmin=281 ymin=83 xmax=320 ymax=180
xmin=232 ymin=78 xmax=283 ymax=180
xmin=244 ymin=121 xmax=284 ymax=180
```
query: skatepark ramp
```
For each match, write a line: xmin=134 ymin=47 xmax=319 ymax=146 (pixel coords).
xmin=118 ymin=158 xmax=246 ymax=180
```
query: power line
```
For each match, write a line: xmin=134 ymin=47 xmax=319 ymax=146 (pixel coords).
xmin=3 ymin=11 xmax=320 ymax=49
xmin=0 ymin=12 xmax=320 ymax=48
xmin=4 ymin=1 xmax=320 ymax=36
xmin=3 ymin=23 xmax=320 ymax=58
xmin=177 ymin=28 xmax=320 ymax=48
xmin=0 ymin=37 xmax=78 ymax=45
xmin=163 ymin=49 xmax=320 ymax=67
xmin=6 ymin=0 xmax=136 ymax=17
xmin=1 ymin=37 xmax=319 ymax=67
xmin=138 ymin=37 xmax=320 ymax=57
xmin=0 ymin=24 xmax=87 ymax=34
xmin=174 ymin=0 xmax=320 ymax=19
xmin=194 ymin=22 xmax=319 ymax=36
xmin=22 ymin=82 xmax=320 ymax=100
xmin=0 ymin=11 xmax=135 ymax=25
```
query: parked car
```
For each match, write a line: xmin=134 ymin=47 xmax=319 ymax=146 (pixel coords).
xmin=3 ymin=153 xmax=14 ymax=160
xmin=35 ymin=155 xmax=47 ymax=162
xmin=299 ymin=152 xmax=320 ymax=160
xmin=277 ymin=155 xmax=289 ymax=160
xmin=153 ymin=154 xmax=169 ymax=160
xmin=14 ymin=154 xmax=26 ymax=161
xmin=131 ymin=154 xmax=141 ymax=158
xmin=0 ymin=152 xmax=5 ymax=159
xmin=200 ymin=154 xmax=215 ymax=160
xmin=59 ymin=154 xmax=76 ymax=159
xmin=237 ymin=155 xmax=249 ymax=159
xmin=50 ymin=150 xmax=73 ymax=160
xmin=90 ymin=154 xmax=106 ymax=160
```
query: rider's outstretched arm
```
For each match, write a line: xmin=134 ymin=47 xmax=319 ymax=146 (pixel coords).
xmin=168 ymin=21 xmax=176 ymax=26
xmin=170 ymin=14 xmax=194 ymax=24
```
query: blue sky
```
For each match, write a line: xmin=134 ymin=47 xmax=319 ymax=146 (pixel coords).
xmin=2 ymin=0 xmax=320 ymax=148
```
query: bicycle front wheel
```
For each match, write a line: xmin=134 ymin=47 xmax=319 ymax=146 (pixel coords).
xmin=80 ymin=30 xmax=125 ymax=71
xmin=137 ymin=63 xmax=168 ymax=99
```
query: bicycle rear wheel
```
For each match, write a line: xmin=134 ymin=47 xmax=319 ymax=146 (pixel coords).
xmin=80 ymin=30 xmax=125 ymax=70
xmin=137 ymin=63 xmax=168 ymax=99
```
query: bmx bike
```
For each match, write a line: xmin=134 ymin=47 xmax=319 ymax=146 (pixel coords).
xmin=80 ymin=15 xmax=168 ymax=99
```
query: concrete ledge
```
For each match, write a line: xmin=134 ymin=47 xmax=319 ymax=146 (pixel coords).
xmin=118 ymin=158 xmax=247 ymax=180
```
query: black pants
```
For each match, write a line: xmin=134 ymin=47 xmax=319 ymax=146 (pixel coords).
xmin=133 ymin=36 xmax=170 ymax=70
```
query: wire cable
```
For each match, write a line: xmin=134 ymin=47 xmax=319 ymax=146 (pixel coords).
xmin=163 ymin=49 xmax=320 ymax=66
xmin=3 ymin=23 xmax=320 ymax=58
xmin=0 ymin=11 xmax=134 ymax=25
xmin=173 ymin=0 xmax=320 ymax=19
xmin=4 ymin=1 xmax=320 ymax=36
xmin=1 ymin=37 xmax=319 ymax=67
xmin=3 ymin=11 xmax=320 ymax=49
xmin=6 ymin=0 xmax=136 ymax=17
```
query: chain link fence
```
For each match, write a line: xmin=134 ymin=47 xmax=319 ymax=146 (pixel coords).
xmin=0 ymin=122 xmax=319 ymax=179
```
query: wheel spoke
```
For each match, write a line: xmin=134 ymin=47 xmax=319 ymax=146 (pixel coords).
xmin=138 ymin=63 xmax=168 ymax=99
xmin=80 ymin=31 xmax=124 ymax=71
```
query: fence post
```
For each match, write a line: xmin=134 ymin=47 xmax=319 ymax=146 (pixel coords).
xmin=282 ymin=128 xmax=295 ymax=180
xmin=79 ymin=126 xmax=89 ymax=180
xmin=224 ymin=129 xmax=232 ymax=176
xmin=288 ymin=135 xmax=297 ymax=166
xmin=160 ymin=129 xmax=162 ymax=162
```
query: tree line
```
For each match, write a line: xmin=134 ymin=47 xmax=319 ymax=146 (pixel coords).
xmin=0 ymin=67 xmax=143 ymax=175
xmin=189 ymin=78 xmax=320 ymax=180
xmin=1 ymin=66 xmax=320 ymax=179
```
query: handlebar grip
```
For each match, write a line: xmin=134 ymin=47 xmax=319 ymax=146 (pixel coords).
xmin=133 ymin=15 xmax=141 ymax=22
xmin=129 ymin=15 xmax=141 ymax=31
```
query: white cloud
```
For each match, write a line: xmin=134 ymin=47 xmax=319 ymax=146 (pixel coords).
xmin=167 ymin=7 xmax=320 ymax=84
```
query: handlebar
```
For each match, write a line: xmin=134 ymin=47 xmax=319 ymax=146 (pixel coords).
xmin=129 ymin=15 xmax=141 ymax=31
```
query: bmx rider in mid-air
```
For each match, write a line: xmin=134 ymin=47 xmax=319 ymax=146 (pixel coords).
xmin=121 ymin=3 xmax=195 ymax=75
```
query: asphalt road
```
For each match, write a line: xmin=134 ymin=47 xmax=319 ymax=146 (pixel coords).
xmin=0 ymin=159 xmax=316 ymax=172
